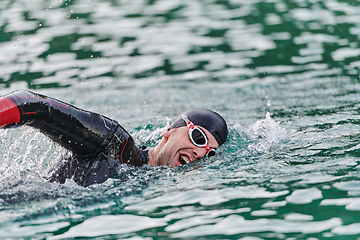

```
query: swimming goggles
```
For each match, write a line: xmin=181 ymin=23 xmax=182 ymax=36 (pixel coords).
xmin=181 ymin=114 xmax=216 ymax=158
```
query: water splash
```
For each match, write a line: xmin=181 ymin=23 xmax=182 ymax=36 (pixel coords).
xmin=247 ymin=112 xmax=288 ymax=153
xmin=227 ymin=112 xmax=288 ymax=158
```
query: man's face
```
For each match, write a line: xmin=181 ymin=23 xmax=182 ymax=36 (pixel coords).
xmin=152 ymin=126 xmax=219 ymax=167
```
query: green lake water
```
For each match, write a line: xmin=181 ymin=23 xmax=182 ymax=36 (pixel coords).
xmin=1 ymin=0 xmax=360 ymax=239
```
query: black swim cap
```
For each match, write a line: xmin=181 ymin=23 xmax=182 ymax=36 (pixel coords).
xmin=169 ymin=109 xmax=228 ymax=146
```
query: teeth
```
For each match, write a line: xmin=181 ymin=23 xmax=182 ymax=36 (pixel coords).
xmin=180 ymin=156 xmax=190 ymax=164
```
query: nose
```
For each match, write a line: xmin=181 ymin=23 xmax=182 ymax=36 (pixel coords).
xmin=192 ymin=147 xmax=207 ymax=159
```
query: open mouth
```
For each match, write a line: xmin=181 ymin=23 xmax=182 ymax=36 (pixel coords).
xmin=178 ymin=154 xmax=191 ymax=166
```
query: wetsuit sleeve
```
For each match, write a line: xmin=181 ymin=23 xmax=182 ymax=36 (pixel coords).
xmin=1 ymin=90 xmax=148 ymax=187
xmin=0 ymin=90 xmax=120 ymax=161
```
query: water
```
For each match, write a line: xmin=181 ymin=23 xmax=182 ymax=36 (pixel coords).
xmin=1 ymin=0 xmax=360 ymax=239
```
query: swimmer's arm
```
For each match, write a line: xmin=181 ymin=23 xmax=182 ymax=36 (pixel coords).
xmin=0 ymin=90 xmax=118 ymax=161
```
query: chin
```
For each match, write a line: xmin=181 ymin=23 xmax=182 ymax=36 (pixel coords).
xmin=167 ymin=155 xmax=178 ymax=168
xmin=168 ymin=159 xmax=177 ymax=168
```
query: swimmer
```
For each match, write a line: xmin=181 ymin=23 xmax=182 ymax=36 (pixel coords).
xmin=0 ymin=90 xmax=228 ymax=186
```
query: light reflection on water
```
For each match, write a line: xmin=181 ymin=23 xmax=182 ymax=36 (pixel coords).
xmin=1 ymin=0 xmax=360 ymax=239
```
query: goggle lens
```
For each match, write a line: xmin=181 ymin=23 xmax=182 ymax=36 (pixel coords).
xmin=191 ymin=128 xmax=207 ymax=146
xmin=207 ymin=149 xmax=216 ymax=158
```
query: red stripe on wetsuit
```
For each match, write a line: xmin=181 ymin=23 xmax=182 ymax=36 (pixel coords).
xmin=120 ymin=136 xmax=130 ymax=164
xmin=0 ymin=97 xmax=20 ymax=128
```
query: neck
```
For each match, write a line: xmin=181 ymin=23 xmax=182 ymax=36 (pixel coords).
xmin=147 ymin=137 xmax=166 ymax=166
xmin=148 ymin=148 xmax=156 ymax=165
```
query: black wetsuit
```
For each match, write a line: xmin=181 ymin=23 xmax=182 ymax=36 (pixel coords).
xmin=0 ymin=90 xmax=148 ymax=187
